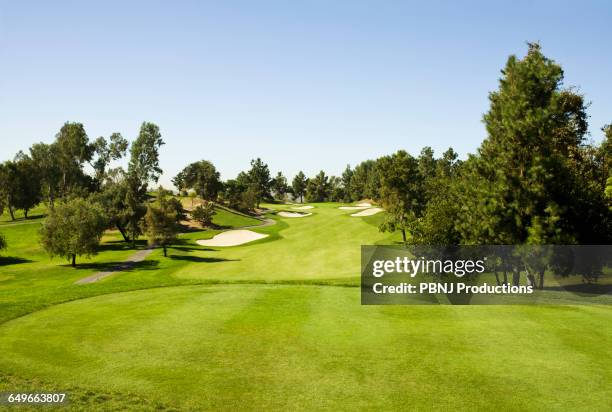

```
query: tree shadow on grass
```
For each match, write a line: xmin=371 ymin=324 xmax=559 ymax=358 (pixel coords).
xmin=169 ymin=255 xmax=239 ymax=263
xmin=0 ymin=256 xmax=33 ymax=266
xmin=99 ymin=239 xmax=148 ymax=252
xmin=171 ymin=245 xmax=217 ymax=252
xmin=66 ymin=259 xmax=160 ymax=272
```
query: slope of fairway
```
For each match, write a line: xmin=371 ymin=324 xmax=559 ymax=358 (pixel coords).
xmin=0 ymin=284 xmax=610 ymax=411
xmin=174 ymin=203 xmax=396 ymax=281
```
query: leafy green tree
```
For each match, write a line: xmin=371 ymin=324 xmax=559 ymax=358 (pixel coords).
xmin=409 ymin=148 xmax=462 ymax=245
xmin=0 ymin=154 xmax=42 ymax=220
xmin=306 ymin=171 xmax=331 ymax=202
xmin=90 ymin=133 xmax=128 ymax=189
xmin=377 ymin=150 xmax=422 ymax=244
xmin=40 ymin=197 xmax=107 ymax=267
xmin=350 ymin=160 xmax=380 ymax=200
xmin=144 ymin=189 xmax=179 ymax=257
xmin=271 ymin=172 xmax=289 ymax=200
xmin=341 ymin=165 xmax=354 ymax=202
xmin=125 ymin=122 xmax=165 ymax=247
xmin=458 ymin=44 xmax=590 ymax=248
xmin=328 ymin=176 xmax=345 ymax=202
xmin=12 ymin=152 xmax=42 ymax=218
xmin=223 ymin=179 xmax=256 ymax=212
xmin=29 ymin=142 xmax=62 ymax=207
xmin=247 ymin=158 xmax=271 ymax=207
xmin=167 ymin=197 xmax=187 ymax=223
xmin=292 ymin=171 xmax=308 ymax=203
xmin=54 ymin=122 xmax=94 ymax=196
xmin=191 ymin=202 xmax=216 ymax=227
xmin=173 ymin=160 xmax=222 ymax=201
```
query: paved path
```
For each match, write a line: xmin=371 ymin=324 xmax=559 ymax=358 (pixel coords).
xmin=75 ymin=248 xmax=154 ymax=285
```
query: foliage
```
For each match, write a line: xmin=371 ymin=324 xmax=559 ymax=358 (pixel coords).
xmin=246 ymin=158 xmax=272 ymax=207
xmin=191 ymin=202 xmax=216 ymax=227
xmin=125 ymin=122 xmax=165 ymax=247
xmin=144 ymin=189 xmax=179 ymax=257
xmin=306 ymin=171 xmax=331 ymax=202
xmin=291 ymin=171 xmax=308 ymax=203
xmin=39 ymin=197 xmax=107 ymax=266
xmin=173 ymin=160 xmax=222 ymax=201
xmin=271 ymin=172 xmax=289 ymax=200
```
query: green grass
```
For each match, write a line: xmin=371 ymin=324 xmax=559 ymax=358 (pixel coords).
xmin=0 ymin=202 xmax=611 ymax=411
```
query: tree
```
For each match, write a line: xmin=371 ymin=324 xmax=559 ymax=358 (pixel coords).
xmin=350 ymin=160 xmax=380 ymax=200
xmin=29 ymin=142 xmax=62 ymax=207
xmin=0 ymin=154 xmax=42 ymax=220
xmin=341 ymin=165 xmax=354 ymax=202
xmin=40 ymin=197 xmax=107 ymax=267
xmin=191 ymin=202 xmax=215 ymax=227
xmin=223 ymin=178 xmax=256 ymax=212
xmin=247 ymin=158 xmax=272 ymax=207
xmin=306 ymin=171 xmax=331 ymax=202
xmin=12 ymin=152 xmax=42 ymax=218
xmin=328 ymin=176 xmax=345 ymax=202
xmin=271 ymin=172 xmax=289 ymax=200
xmin=144 ymin=189 xmax=179 ymax=257
xmin=0 ymin=233 xmax=6 ymax=252
xmin=90 ymin=133 xmax=128 ymax=189
xmin=292 ymin=171 xmax=308 ymax=203
xmin=54 ymin=122 xmax=94 ymax=196
xmin=173 ymin=160 xmax=222 ymax=201
xmin=377 ymin=150 xmax=422 ymax=245
xmin=125 ymin=122 xmax=165 ymax=247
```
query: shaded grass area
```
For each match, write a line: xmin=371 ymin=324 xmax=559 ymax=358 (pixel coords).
xmin=0 ymin=285 xmax=610 ymax=411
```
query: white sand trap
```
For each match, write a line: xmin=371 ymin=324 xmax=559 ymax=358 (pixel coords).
xmin=197 ymin=230 xmax=268 ymax=247
xmin=356 ymin=202 xmax=373 ymax=207
xmin=351 ymin=207 xmax=383 ymax=217
xmin=278 ymin=211 xmax=312 ymax=218
xmin=291 ymin=205 xmax=314 ymax=210
xmin=339 ymin=206 xmax=370 ymax=210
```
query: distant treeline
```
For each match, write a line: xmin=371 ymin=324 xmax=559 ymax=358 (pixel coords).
xmin=1 ymin=44 xmax=611 ymax=265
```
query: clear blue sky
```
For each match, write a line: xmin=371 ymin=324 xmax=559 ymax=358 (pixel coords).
xmin=1 ymin=1 xmax=611 ymax=188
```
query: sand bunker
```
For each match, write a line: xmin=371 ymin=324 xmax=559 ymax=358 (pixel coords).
xmin=196 ymin=230 xmax=268 ymax=247
xmin=291 ymin=205 xmax=314 ymax=210
xmin=356 ymin=202 xmax=373 ymax=207
xmin=339 ymin=206 xmax=370 ymax=210
xmin=350 ymin=207 xmax=383 ymax=217
xmin=278 ymin=211 xmax=312 ymax=218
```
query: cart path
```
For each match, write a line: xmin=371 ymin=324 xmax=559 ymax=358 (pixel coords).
xmin=74 ymin=248 xmax=154 ymax=285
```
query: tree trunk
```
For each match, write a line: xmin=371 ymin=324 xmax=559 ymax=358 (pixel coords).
xmin=300 ymin=194 xmax=303 ymax=203
xmin=538 ymin=272 xmax=545 ymax=289
xmin=116 ymin=224 xmax=130 ymax=242
xmin=494 ymin=271 xmax=501 ymax=286
xmin=503 ymin=271 xmax=508 ymax=285
xmin=8 ymin=205 xmax=15 ymax=221
xmin=401 ymin=229 xmax=407 ymax=246
xmin=71 ymin=254 xmax=76 ymax=267
xmin=24 ymin=209 xmax=28 ymax=219
xmin=163 ymin=246 xmax=167 ymax=257
xmin=526 ymin=273 xmax=536 ymax=288
xmin=512 ymin=269 xmax=520 ymax=286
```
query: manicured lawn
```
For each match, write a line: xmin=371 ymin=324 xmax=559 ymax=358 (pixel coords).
xmin=0 ymin=203 xmax=610 ymax=411
xmin=0 ymin=285 xmax=610 ymax=411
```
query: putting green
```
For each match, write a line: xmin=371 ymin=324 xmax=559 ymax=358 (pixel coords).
xmin=0 ymin=284 xmax=610 ymax=411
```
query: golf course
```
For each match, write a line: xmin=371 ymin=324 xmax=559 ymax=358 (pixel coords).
xmin=0 ymin=203 xmax=611 ymax=411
